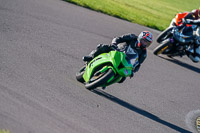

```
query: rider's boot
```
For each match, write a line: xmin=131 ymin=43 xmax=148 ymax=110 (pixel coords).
xmin=82 ymin=44 xmax=109 ymax=62
xmin=82 ymin=49 xmax=96 ymax=62
xmin=82 ymin=44 xmax=112 ymax=63
xmin=185 ymin=46 xmax=200 ymax=63
xmin=185 ymin=45 xmax=193 ymax=57
xmin=82 ymin=56 xmax=93 ymax=62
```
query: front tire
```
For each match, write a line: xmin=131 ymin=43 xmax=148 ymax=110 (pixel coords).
xmin=85 ymin=69 xmax=114 ymax=90
xmin=157 ymin=27 xmax=173 ymax=43
xmin=153 ymin=39 xmax=171 ymax=55
xmin=76 ymin=65 xmax=86 ymax=83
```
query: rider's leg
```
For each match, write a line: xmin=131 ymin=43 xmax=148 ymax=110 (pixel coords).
xmin=185 ymin=44 xmax=200 ymax=63
xmin=83 ymin=44 xmax=111 ymax=62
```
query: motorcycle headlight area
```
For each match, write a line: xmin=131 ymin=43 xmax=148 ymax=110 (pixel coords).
xmin=173 ymin=28 xmax=186 ymax=43
xmin=174 ymin=28 xmax=180 ymax=36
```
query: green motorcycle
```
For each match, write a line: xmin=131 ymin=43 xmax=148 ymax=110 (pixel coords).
xmin=76 ymin=46 xmax=139 ymax=90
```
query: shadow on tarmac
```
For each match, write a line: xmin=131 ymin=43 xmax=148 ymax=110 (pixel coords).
xmin=158 ymin=56 xmax=200 ymax=74
xmin=92 ymin=89 xmax=192 ymax=133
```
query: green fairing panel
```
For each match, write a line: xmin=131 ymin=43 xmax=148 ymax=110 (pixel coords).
xmin=83 ymin=51 xmax=133 ymax=82
xmin=112 ymin=51 xmax=133 ymax=76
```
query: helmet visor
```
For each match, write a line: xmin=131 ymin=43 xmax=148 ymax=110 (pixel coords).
xmin=140 ymin=38 xmax=151 ymax=48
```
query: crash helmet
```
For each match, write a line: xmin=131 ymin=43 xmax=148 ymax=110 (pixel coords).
xmin=191 ymin=8 xmax=200 ymax=18
xmin=137 ymin=31 xmax=153 ymax=48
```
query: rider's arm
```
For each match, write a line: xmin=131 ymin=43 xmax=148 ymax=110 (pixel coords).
xmin=111 ymin=34 xmax=137 ymax=45
xmin=183 ymin=12 xmax=200 ymax=25
xmin=185 ymin=19 xmax=200 ymax=25
xmin=139 ymin=49 xmax=147 ymax=64
xmin=183 ymin=12 xmax=194 ymax=20
xmin=133 ymin=49 xmax=147 ymax=73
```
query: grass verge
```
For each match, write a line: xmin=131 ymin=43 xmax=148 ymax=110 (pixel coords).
xmin=64 ymin=0 xmax=199 ymax=31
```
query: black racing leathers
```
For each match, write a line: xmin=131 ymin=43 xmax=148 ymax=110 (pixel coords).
xmin=111 ymin=33 xmax=147 ymax=66
xmin=88 ymin=33 xmax=147 ymax=71
xmin=85 ymin=33 xmax=148 ymax=83
xmin=183 ymin=12 xmax=200 ymax=26
xmin=182 ymin=14 xmax=200 ymax=63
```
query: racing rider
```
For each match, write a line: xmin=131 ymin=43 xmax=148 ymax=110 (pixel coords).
xmin=82 ymin=31 xmax=153 ymax=83
xmin=170 ymin=8 xmax=200 ymax=63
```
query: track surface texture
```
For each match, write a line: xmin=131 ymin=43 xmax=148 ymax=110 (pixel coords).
xmin=0 ymin=0 xmax=200 ymax=133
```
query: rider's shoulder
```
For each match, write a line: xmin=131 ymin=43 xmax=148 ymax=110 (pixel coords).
xmin=129 ymin=33 xmax=137 ymax=38
xmin=122 ymin=33 xmax=137 ymax=38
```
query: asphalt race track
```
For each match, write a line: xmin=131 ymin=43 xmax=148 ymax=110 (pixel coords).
xmin=0 ymin=0 xmax=200 ymax=133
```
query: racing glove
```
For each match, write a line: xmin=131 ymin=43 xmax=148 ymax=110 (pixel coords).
xmin=109 ymin=43 xmax=118 ymax=50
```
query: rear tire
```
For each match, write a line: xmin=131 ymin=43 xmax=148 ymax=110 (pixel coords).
xmin=153 ymin=39 xmax=171 ymax=55
xmin=157 ymin=27 xmax=173 ymax=43
xmin=76 ymin=65 xmax=86 ymax=83
xmin=85 ymin=69 xmax=114 ymax=90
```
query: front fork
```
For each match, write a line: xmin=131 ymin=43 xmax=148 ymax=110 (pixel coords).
xmin=99 ymin=66 xmax=123 ymax=87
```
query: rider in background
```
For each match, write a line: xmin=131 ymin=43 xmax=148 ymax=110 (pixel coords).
xmin=170 ymin=8 xmax=200 ymax=63
xmin=82 ymin=31 xmax=153 ymax=82
xmin=170 ymin=8 xmax=200 ymax=27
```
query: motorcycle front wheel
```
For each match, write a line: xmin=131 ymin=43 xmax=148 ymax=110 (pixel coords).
xmin=153 ymin=39 xmax=172 ymax=55
xmin=157 ymin=27 xmax=173 ymax=43
xmin=85 ymin=68 xmax=114 ymax=90
xmin=76 ymin=65 xmax=86 ymax=83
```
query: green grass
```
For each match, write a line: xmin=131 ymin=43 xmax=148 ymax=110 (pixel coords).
xmin=65 ymin=0 xmax=199 ymax=31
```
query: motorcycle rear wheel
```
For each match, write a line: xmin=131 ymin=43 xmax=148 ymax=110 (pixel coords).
xmin=85 ymin=69 xmax=114 ymax=90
